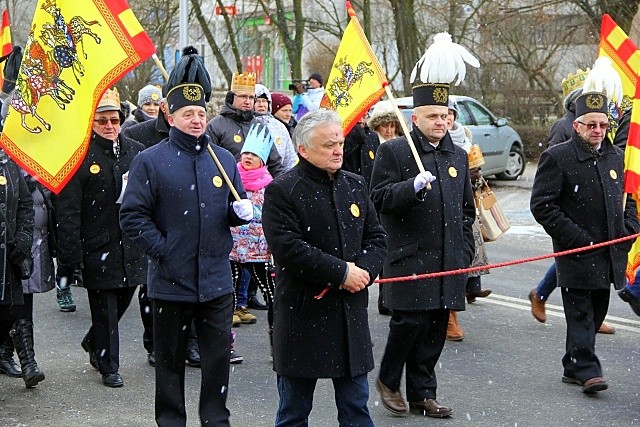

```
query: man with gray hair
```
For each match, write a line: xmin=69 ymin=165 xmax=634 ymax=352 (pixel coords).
xmin=262 ymin=109 xmax=387 ymax=426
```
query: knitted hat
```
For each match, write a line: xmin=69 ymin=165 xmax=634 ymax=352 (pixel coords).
xmin=255 ymin=84 xmax=272 ymax=103
xmin=241 ymin=116 xmax=273 ymax=164
xmin=367 ymin=101 xmax=402 ymax=134
xmin=271 ymin=92 xmax=292 ymax=115
xmin=309 ymin=72 xmax=323 ymax=86
xmin=137 ymin=84 xmax=162 ymax=107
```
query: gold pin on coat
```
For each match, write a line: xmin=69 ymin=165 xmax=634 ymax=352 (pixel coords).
xmin=233 ymin=135 xmax=242 ymax=143
xmin=448 ymin=166 xmax=457 ymax=177
xmin=90 ymin=164 xmax=101 ymax=174
xmin=610 ymin=169 xmax=617 ymax=179
xmin=350 ymin=203 xmax=360 ymax=217
xmin=369 ymin=150 xmax=375 ymax=160
xmin=0 ymin=176 xmax=7 ymax=185
xmin=212 ymin=176 xmax=223 ymax=187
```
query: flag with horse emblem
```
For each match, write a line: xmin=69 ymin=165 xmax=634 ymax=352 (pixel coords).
xmin=0 ymin=0 xmax=155 ymax=193
xmin=320 ymin=1 xmax=387 ymax=135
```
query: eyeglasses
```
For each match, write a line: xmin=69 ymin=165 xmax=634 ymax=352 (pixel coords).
xmin=577 ymin=121 xmax=609 ymax=131
xmin=234 ymin=94 xmax=256 ymax=101
xmin=94 ymin=118 xmax=120 ymax=126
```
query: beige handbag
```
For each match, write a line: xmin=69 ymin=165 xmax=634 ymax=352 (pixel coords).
xmin=474 ymin=177 xmax=510 ymax=241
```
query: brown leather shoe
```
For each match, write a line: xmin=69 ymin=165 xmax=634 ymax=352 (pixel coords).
xmin=466 ymin=289 xmax=492 ymax=303
xmin=376 ymin=378 xmax=408 ymax=416
xmin=597 ymin=322 xmax=615 ymax=334
xmin=446 ymin=311 xmax=464 ymax=341
xmin=409 ymin=398 xmax=452 ymax=418
xmin=528 ymin=288 xmax=546 ymax=323
xmin=582 ymin=377 xmax=608 ymax=393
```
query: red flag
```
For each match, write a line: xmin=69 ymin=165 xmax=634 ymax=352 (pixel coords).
xmin=0 ymin=9 xmax=12 ymax=90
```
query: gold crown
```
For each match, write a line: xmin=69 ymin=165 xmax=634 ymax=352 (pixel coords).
xmin=468 ymin=144 xmax=485 ymax=169
xmin=561 ymin=68 xmax=590 ymax=97
xmin=231 ymin=72 xmax=256 ymax=93
xmin=97 ymin=88 xmax=121 ymax=112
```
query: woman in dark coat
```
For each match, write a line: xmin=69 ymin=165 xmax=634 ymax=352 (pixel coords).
xmin=55 ymin=90 xmax=146 ymax=387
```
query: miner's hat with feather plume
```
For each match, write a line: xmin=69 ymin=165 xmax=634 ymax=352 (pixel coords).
xmin=410 ymin=32 xmax=479 ymax=107
xmin=164 ymin=46 xmax=212 ymax=102
xmin=574 ymin=57 xmax=622 ymax=117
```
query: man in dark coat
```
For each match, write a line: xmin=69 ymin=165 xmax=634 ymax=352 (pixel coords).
xmin=342 ymin=117 xmax=380 ymax=188
xmin=262 ymin=109 xmax=387 ymax=427
xmin=547 ymin=88 xmax=582 ymax=148
xmin=122 ymin=97 xmax=170 ymax=149
xmin=370 ymin=37 xmax=476 ymax=418
xmin=120 ymin=83 xmax=252 ymax=426
xmin=531 ymin=91 xmax=640 ymax=394
xmin=55 ymin=88 xmax=146 ymax=388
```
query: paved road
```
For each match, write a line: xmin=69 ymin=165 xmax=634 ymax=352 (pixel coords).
xmin=3 ymin=161 xmax=640 ymax=426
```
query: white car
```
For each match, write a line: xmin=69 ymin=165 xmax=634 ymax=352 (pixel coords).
xmin=387 ymin=95 xmax=525 ymax=180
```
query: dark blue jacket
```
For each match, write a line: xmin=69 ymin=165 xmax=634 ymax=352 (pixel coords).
xmin=119 ymin=127 xmax=248 ymax=303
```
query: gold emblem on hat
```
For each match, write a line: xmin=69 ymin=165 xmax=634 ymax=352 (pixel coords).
xmin=350 ymin=203 xmax=360 ymax=217
xmin=151 ymin=93 xmax=159 ymax=101
xmin=213 ymin=176 xmax=223 ymax=187
xmin=369 ymin=150 xmax=374 ymax=160
xmin=586 ymin=94 xmax=604 ymax=109
xmin=448 ymin=166 xmax=457 ymax=177
xmin=275 ymin=137 xmax=282 ymax=145
xmin=183 ymin=86 xmax=202 ymax=102
xmin=610 ymin=169 xmax=618 ymax=180
xmin=90 ymin=164 xmax=101 ymax=174
xmin=234 ymin=135 xmax=242 ymax=143
xmin=433 ymin=87 xmax=449 ymax=104
xmin=0 ymin=176 xmax=6 ymax=185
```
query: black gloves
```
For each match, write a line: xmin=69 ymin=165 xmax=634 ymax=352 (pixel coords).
xmin=9 ymin=241 xmax=30 ymax=265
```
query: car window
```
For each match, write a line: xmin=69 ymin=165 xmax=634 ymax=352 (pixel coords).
xmin=455 ymin=104 xmax=473 ymax=126
xmin=464 ymin=101 xmax=494 ymax=125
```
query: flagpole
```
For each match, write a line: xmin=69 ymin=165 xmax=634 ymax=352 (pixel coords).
xmin=383 ymin=85 xmax=431 ymax=190
xmin=153 ymin=52 xmax=242 ymax=202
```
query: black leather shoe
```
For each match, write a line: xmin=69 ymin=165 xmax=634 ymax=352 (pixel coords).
xmin=81 ymin=339 xmax=98 ymax=370
xmin=409 ymin=398 xmax=452 ymax=418
xmin=147 ymin=351 xmax=155 ymax=367
xmin=248 ymin=296 xmax=268 ymax=310
xmin=102 ymin=372 xmax=124 ymax=387
xmin=466 ymin=289 xmax=492 ymax=303
xmin=618 ymin=288 xmax=640 ymax=317
xmin=186 ymin=347 xmax=201 ymax=367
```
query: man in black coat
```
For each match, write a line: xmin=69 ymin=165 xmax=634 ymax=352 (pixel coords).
xmin=120 ymin=83 xmax=252 ymax=426
xmin=531 ymin=91 xmax=640 ymax=394
xmin=262 ymin=109 xmax=387 ymax=427
xmin=342 ymin=117 xmax=380 ymax=189
xmin=370 ymin=63 xmax=475 ymax=418
xmin=55 ymin=88 xmax=146 ymax=388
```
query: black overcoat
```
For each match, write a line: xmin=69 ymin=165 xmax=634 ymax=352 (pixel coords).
xmin=122 ymin=113 xmax=169 ymax=149
xmin=262 ymin=157 xmax=387 ymax=378
xmin=530 ymin=133 xmax=640 ymax=290
xmin=369 ymin=128 xmax=475 ymax=311
xmin=55 ymin=133 xmax=146 ymax=290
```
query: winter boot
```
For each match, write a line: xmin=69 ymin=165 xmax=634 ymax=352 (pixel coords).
xmin=0 ymin=336 xmax=22 ymax=378
xmin=56 ymin=285 xmax=76 ymax=312
xmin=446 ymin=311 xmax=464 ymax=341
xmin=10 ymin=319 xmax=45 ymax=387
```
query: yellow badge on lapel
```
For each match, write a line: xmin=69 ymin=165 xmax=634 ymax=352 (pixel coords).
xmin=448 ymin=166 xmax=457 ymax=178
xmin=212 ymin=176 xmax=223 ymax=187
xmin=233 ymin=135 xmax=242 ymax=144
xmin=275 ymin=137 xmax=282 ymax=145
xmin=0 ymin=176 xmax=6 ymax=186
xmin=369 ymin=150 xmax=375 ymax=160
xmin=610 ymin=169 xmax=617 ymax=180
xmin=350 ymin=203 xmax=360 ymax=218
xmin=90 ymin=164 xmax=101 ymax=174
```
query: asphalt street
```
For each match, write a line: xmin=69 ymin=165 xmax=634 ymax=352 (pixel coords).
xmin=2 ymin=160 xmax=640 ymax=426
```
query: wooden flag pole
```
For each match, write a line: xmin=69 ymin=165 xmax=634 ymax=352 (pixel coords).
xmin=153 ymin=53 xmax=241 ymax=201
xmin=383 ymin=85 xmax=430 ymax=190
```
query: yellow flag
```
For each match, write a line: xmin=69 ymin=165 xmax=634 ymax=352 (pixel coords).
xmin=0 ymin=0 xmax=155 ymax=193
xmin=320 ymin=1 xmax=387 ymax=135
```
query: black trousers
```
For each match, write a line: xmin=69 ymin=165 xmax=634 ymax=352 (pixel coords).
xmin=378 ymin=309 xmax=449 ymax=401
xmin=561 ymin=287 xmax=609 ymax=381
xmin=85 ymin=286 xmax=137 ymax=374
xmin=230 ymin=261 xmax=275 ymax=328
xmin=153 ymin=294 xmax=232 ymax=427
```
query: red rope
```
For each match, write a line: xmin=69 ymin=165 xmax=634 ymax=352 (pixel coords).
xmin=313 ymin=232 xmax=640 ymax=299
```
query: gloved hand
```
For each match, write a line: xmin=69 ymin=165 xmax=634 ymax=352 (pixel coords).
xmin=232 ymin=199 xmax=254 ymax=221
xmin=8 ymin=241 xmax=30 ymax=265
xmin=413 ymin=171 xmax=436 ymax=193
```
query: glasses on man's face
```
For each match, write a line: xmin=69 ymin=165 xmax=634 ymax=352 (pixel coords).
xmin=234 ymin=94 xmax=255 ymax=101
xmin=94 ymin=117 xmax=120 ymax=126
xmin=577 ymin=121 xmax=609 ymax=131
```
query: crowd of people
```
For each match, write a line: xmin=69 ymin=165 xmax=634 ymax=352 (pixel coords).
xmin=1 ymin=36 xmax=639 ymax=427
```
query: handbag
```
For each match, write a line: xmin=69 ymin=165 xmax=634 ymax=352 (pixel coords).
xmin=474 ymin=177 xmax=510 ymax=241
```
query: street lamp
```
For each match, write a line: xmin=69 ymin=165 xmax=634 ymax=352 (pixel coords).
xmin=179 ymin=0 xmax=188 ymax=48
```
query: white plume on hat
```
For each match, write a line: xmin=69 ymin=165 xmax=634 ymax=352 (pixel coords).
xmin=410 ymin=32 xmax=480 ymax=86
xmin=582 ymin=57 xmax=623 ymax=105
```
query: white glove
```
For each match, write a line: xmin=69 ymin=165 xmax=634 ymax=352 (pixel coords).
xmin=233 ymin=199 xmax=254 ymax=221
xmin=413 ymin=171 xmax=436 ymax=193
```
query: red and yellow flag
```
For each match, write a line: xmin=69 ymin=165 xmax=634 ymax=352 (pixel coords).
xmin=0 ymin=9 xmax=13 ymax=89
xmin=599 ymin=15 xmax=640 ymax=284
xmin=0 ymin=0 xmax=155 ymax=193
xmin=320 ymin=1 xmax=387 ymax=135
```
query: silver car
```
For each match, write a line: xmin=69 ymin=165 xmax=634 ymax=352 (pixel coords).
xmin=390 ymin=95 xmax=525 ymax=180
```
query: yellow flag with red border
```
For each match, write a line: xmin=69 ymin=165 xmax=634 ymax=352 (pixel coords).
xmin=599 ymin=14 xmax=640 ymax=284
xmin=0 ymin=0 xmax=155 ymax=193
xmin=0 ymin=10 xmax=13 ymax=90
xmin=320 ymin=1 xmax=387 ymax=135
